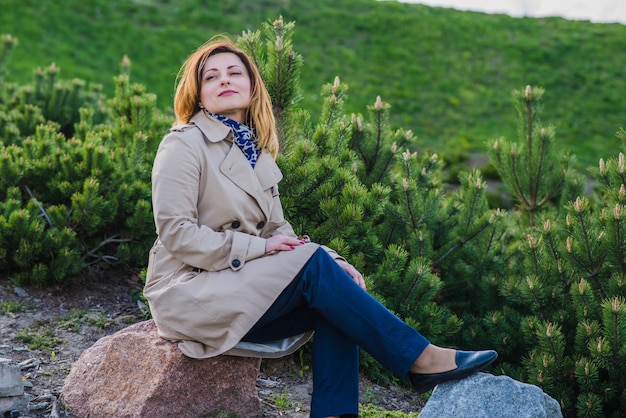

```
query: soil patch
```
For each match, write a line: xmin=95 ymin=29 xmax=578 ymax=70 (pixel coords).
xmin=0 ymin=271 xmax=424 ymax=417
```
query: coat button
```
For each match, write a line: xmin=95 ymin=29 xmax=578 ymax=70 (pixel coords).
xmin=256 ymin=221 xmax=265 ymax=229
xmin=231 ymin=220 xmax=241 ymax=228
xmin=232 ymin=259 xmax=241 ymax=268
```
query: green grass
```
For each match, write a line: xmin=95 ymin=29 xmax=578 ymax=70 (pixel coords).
xmin=2 ymin=0 xmax=625 ymax=167
xmin=1 ymin=300 xmax=32 ymax=314
xmin=360 ymin=404 xmax=420 ymax=417
xmin=14 ymin=320 xmax=66 ymax=350
xmin=57 ymin=309 xmax=114 ymax=332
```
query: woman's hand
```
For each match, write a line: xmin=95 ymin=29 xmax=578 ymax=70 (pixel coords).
xmin=335 ymin=259 xmax=367 ymax=291
xmin=265 ymin=235 xmax=306 ymax=253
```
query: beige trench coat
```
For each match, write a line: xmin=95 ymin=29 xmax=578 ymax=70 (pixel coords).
xmin=145 ymin=112 xmax=341 ymax=359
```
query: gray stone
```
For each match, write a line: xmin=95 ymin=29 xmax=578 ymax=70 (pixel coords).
xmin=0 ymin=358 xmax=28 ymax=415
xmin=0 ymin=358 xmax=23 ymax=397
xmin=419 ymin=372 xmax=562 ymax=418
xmin=0 ymin=396 xmax=28 ymax=416
xmin=12 ymin=287 xmax=29 ymax=298
xmin=61 ymin=320 xmax=262 ymax=418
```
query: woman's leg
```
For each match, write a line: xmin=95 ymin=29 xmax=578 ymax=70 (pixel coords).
xmin=245 ymin=247 xmax=430 ymax=375
xmin=243 ymin=271 xmax=359 ymax=417
xmin=311 ymin=316 xmax=359 ymax=418
xmin=296 ymin=248 xmax=430 ymax=376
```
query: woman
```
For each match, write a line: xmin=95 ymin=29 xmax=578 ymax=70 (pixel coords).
xmin=144 ymin=35 xmax=497 ymax=418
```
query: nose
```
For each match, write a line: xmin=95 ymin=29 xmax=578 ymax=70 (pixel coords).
xmin=219 ymin=74 xmax=230 ymax=85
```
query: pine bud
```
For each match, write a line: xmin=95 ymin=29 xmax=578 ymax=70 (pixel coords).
xmin=566 ymin=236 xmax=572 ymax=253
xmin=374 ymin=95 xmax=383 ymax=110
xmin=526 ymin=276 xmax=533 ymax=289
xmin=48 ymin=62 xmax=58 ymax=75
xmin=583 ymin=322 xmax=592 ymax=336
xmin=357 ymin=116 xmax=363 ymax=131
xmin=537 ymin=371 xmax=544 ymax=383
xmin=402 ymin=149 xmax=412 ymax=161
xmin=403 ymin=178 xmax=409 ymax=191
xmin=121 ymin=55 xmax=131 ymax=75
xmin=546 ymin=323 xmax=553 ymax=338
xmin=275 ymin=35 xmax=283 ymax=51
xmin=573 ymin=197 xmax=583 ymax=212
xmin=527 ymin=234 xmax=537 ymax=248
xmin=430 ymin=153 xmax=438 ymax=162
xmin=540 ymin=127 xmax=546 ymax=138
xmin=543 ymin=219 xmax=551 ymax=232
xmin=620 ymin=184 xmax=626 ymax=200
xmin=273 ymin=15 xmax=284 ymax=30
xmin=599 ymin=158 xmax=606 ymax=175
xmin=3 ymin=33 xmax=18 ymax=48
xmin=332 ymin=76 xmax=340 ymax=93
xmin=492 ymin=140 xmax=499 ymax=150
xmin=614 ymin=204 xmax=621 ymax=219
xmin=419 ymin=230 xmax=423 ymax=241
xmin=525 ymin=85 xmax=532 ymax=100
xmin=620 ymin=153 xmax=625 ymax=173
xmin=391 ymin=142 xmax=397 ymax=153
xmin=566 ymin=214 xmax=571 ymax=226
xmin=584 ymin=362 xmax=590 ymax=376
xmin=611 ymin=297 xmax=622 ymax=312
xmin=596 ymin=337 xmax=604 ymax=353
xmin=578 ymin=278 xmax=586 ymax=294
xmin=405 ymin=130 xmax=413 ymax=140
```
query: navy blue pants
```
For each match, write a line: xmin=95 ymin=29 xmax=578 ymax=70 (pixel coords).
xmin=242 ymin=248 xmax=430 ymax=417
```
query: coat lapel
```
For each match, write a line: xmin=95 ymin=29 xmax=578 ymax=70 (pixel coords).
xmin=191 ymin=112 xmax=278 ymax=220
xmin=220 ymin=146 xmax=265 ymax=196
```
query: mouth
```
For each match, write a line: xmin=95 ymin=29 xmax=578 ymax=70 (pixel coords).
xmin=219 ymin=90 xmax=237 ymax=97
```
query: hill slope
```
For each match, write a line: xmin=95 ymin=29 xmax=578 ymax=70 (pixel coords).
xmin=2 ymin=0 xmax=625 ymax=166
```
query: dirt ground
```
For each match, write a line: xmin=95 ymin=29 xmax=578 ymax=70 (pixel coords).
xmin=0 ymin=270 xmax=424 ymax=417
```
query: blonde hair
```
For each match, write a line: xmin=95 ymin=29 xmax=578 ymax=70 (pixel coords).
xmin=173 ymin=35 xmax=278 ymax=158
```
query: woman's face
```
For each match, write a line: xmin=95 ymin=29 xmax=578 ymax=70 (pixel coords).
xmin=199 ymin=52 xmax=252 ymax=123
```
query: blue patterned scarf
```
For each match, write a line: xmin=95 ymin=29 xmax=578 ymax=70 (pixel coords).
xmin=208 ymin=112 xmax=259 ymax=168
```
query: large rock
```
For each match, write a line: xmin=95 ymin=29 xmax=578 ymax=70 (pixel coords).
xmin=419 ymin=372 xmax=562 ymax=418
xmin=61 ymin=320 xmax=262 ymax=418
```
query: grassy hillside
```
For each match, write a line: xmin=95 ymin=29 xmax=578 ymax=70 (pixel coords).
xmin=1 ymin=0 xmax=625 ymax=167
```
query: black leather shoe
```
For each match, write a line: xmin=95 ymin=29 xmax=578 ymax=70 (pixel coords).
xmin=409 ymin=349 xmax=498 ymax=394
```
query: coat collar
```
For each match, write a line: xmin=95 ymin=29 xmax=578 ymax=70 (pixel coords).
xmin=190 ymin=111 xmax=232 ymax=142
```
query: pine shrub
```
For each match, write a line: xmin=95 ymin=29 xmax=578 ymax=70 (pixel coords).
xmin=0 ymin=37 xmax=168 ymax=285
xmin=479 ymin=86 xmax=626 ymax=416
